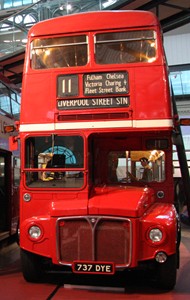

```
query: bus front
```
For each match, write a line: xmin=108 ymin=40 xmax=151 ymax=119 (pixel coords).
xmin=20 ymin=11 xmax=180 ymax=290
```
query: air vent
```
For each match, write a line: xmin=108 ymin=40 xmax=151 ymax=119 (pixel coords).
xmin=57 ymin=112 xmax=130 ymax=121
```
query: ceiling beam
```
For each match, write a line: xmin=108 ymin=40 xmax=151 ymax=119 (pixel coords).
xmin=161 ymin=9 xmax=190 ymax=32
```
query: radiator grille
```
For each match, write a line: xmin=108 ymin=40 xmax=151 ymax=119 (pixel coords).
xmin=57 ymin=216 xmax=131 ymax=267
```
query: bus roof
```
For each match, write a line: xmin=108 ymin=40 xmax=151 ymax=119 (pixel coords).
xmin=28 ymin=10 xmax=159 ymax=38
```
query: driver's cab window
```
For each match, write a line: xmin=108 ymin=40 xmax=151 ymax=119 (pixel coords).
xmin=25 ymin=135 xmax=84 ymax=188
xmin=108 ymin=150 xmax=165 ymax=184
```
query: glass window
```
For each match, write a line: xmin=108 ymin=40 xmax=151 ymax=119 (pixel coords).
xmin=23 ymin=0 xmax=32 ymax=4
xmin=0 ymin=83 xmax=11 ymax=115
xmin=13 ymin=157 xmax=20 ymax=186
xmin=3 ymin=0 xmax=39 ymax=9
xmin=108 ymin=150 xmax=165 ymax=184
xmin=10 ymin=90 xmax=20 ymax=119
xmin=11 ymin=101 xmax=20 ymax=120
xmin=25 ymin=135 xmax=84 ymax=188
xmin=170 ymin=70 xmax=190 ymax=95
xmin=95 ymin=30 xmax=156 ymax=64
xmin=173 ymin=137 xmax=190 ymax=177
xmin=0 ymin=82 xmax=20 ymax=119
xmin=24 ymin=13 xmax=36 ymax=25
xmin=13 ymin=0 xmax=22 ymax=6
xmin=31 ymin=35 xmax=88 ymax=69
xmin=4 ymin=0 xmax=13 ymax=8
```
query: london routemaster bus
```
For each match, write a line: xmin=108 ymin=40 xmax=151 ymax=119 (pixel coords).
xmin=0 ymin=74 xmax=20 ymax=241
xmin=14 ymin=10 xmax=190 ymax=289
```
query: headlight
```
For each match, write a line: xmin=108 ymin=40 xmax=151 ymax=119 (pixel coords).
xmin=28 ymin=225 xmax=42 ymax=240
xmin=149 ymin=228 xmax=163 ymax=242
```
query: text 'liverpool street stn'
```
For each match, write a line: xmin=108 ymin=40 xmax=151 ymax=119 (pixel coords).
xmin=57 ymin=97 xmax=129 ymax=110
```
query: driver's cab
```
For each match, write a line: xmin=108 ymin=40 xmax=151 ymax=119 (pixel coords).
xmin=89 ymin=133 xmax=167 ymax=187
xmin=114 ymin=150 xmax=165 ymax=184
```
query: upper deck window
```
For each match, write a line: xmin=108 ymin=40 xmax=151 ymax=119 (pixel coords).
xmin=95 ymin=30 xmax=156 ymax=64
xmin=31 ymin=35 xmax=88 ymax=69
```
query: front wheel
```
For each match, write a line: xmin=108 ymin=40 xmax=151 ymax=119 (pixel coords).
xmin=20 ymin=249 xmax=45 ymax=283
xmin=154 ymin=253 xmax=177 ymax=290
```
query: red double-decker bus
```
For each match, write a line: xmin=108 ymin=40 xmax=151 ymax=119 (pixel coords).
xmin=0 ymin=74 xmax=20 ymax=241
xmin=17 ymin=10 xmax=182 ymax=289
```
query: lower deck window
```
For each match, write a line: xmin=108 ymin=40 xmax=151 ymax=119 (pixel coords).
xmin=25 ymin=135 xmax=84 ymax=188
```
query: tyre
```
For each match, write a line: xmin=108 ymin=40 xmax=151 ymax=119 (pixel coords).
xmin=20 ymin=249 xmax=45 ymax=283
xmin=154 ymin=253 xmax=177 ymax=290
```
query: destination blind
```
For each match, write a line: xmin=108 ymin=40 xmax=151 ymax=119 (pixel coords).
xmin=57 ymin=72 xmax=129 ymax=98
xmin=84 ymin=72 xmax=129 ymax=95
xmin=57 ymin=97 xmax=129 ymax=110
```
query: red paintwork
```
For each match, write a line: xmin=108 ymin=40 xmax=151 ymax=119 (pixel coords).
xmin=21 ymin=66 xmax=171 ymax=125
xmin=89 ymin=186 xmax=155 ymax=217
xmin=21 ymin=11 xmax=171 ymax=127
xmin=19 ymin=10 xmax=178 ymax=284
xmin=19 ymin=184 xmax=177 ymax=267
xmin=139 ymin=203 xmax=177 ymax=261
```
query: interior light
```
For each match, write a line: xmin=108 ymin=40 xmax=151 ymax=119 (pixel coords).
xmin=45 ymin=49 xmax=50 ymax=56
xmin=148 ymin=57 xmax=156 ymax=63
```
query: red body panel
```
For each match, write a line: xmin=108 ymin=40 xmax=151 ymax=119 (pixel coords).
xmin=21 ymin=66 xmax=171 ymax=126
xmin=139 ymin=203 xmax=177 ymax=260
xmin=21 ymin=11 xmax=171 ymax=128
xmin=89 ymin=186 xmax=154 ymax=217
xmin=19 ymin=11 xmax=179 ymax=282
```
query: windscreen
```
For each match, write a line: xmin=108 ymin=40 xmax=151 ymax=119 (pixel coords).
xmin=24 ymin=135 xmax=84 ymax=188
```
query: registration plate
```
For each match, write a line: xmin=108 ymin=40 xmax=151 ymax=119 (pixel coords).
xmin=73 ymin=261 xmax=115 ymax=275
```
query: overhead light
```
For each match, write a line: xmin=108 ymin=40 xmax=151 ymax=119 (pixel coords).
xmin=60 ymin=4 xmax=72 ymax=11
xmin=102 ymin=0 xmax=117 ymax=8
xmin=66 ymin=4 xmax=72 ymax=10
